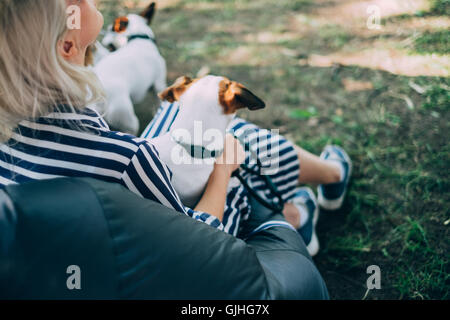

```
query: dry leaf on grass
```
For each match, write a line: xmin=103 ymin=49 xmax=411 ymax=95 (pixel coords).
xmin=341 ymin=78 xmax=374 ymax=92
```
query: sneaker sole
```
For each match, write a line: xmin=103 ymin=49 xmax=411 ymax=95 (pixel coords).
xmin=307 ymin=231 xmax=320 ymax=257
xmin=318 ymin=147 xmax=353 ymax=211
xmin=301 ymin=188 xmax=320 ymax=257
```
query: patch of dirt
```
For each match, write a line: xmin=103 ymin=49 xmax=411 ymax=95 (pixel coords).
xmin=312 ymin=0 xmax=430 ymax=28
xmin=341 ymin=78 xmax=374 ymax=92
xmin=305 ymin=50 xmax=450 ymax=77
xmin=124 ymin=0 xmax=182 ymax=9
xmin=287 ymin=0 xmax=450 ymax=77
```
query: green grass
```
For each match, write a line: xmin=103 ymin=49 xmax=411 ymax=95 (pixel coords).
xmin=99 ymin=0 xmax=450 ymax=299
xmin=383 ymin=0 xmax=450 ymax=23
xmin=392 ymin=217 xmax=449 ymax=299
xmin=421 ymin=83 xmax=450 ymax=111
xmin=429 ymin=0 xmax=450 ymax=15
xmin=415 ymin=30 xmax=450 ymax=55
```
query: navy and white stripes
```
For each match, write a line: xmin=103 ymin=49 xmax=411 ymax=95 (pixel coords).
xmin=0 ymin=105 xmax=223 ymax=230
xmin=142 ymin=101 xmax=180 ymax=139
xmin=1 ymin=102 xmax=301 ymax=237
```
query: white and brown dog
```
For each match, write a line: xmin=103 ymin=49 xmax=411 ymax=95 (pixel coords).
xmin=150 ymin=75 xmax=265 ymax=208
xmin=94 ymin=2 xmax=167 ymax=135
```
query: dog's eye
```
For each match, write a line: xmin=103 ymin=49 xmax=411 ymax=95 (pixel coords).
xmin=113 ymin=17 xmax=129 ymax=33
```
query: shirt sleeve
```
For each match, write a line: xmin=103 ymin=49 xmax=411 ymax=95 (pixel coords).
xmin=120 ymin=140 xmax=224 ymax=231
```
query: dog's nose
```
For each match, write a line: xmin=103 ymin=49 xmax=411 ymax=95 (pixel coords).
xmin=107 ymin=44 xmax=117 ymax=52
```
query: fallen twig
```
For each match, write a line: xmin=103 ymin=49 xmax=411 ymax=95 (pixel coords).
xmin=408 ymin=80 xmax=427 ymax=95
xmin=388 ymin=92 xmax=415 ymax=110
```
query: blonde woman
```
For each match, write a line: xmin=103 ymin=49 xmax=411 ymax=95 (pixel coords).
xmin=0 ymin=0 xmax=352 ymax=256
xmin=0 ymin=0 xmax=246 ymax=231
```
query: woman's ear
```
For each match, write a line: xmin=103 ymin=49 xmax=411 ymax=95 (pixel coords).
xmin=58 ymin=40 xmax=79 ymax=60
xmin=58 ymin=35 xmax=80 ymax=63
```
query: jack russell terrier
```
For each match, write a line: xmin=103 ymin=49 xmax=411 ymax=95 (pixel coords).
xmin=93 ymin=2 xmax=167 ymax=135
xmin=150 ymin=75 xmax=266 ymax=208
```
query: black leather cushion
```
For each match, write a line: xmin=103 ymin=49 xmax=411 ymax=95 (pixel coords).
xmin=243 ymin=197 xmax=329 ymax=299
xmin=0 ymin=178 xmax=328 ymax=300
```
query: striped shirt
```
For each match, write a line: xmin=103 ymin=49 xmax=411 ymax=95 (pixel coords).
xmin=0 ymin=105 xmax=223 ymax=230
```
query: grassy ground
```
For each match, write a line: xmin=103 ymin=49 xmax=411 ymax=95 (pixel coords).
xmin=98 ymin=0 xmax=449 ymax=299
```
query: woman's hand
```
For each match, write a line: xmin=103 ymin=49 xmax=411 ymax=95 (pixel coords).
xmin=214 ymin=133 xmax=246 ymax=177
xmin=193 ymin=134 xmax=246 ymax=221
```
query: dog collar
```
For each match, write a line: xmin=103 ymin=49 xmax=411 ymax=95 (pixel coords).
xmin=128 ymin=34 xmax=157 ymax=45
xmin=172 ymin=135 xmax=224 ymax=160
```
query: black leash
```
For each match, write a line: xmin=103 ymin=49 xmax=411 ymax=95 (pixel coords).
xmin=173 ymin=131 xmax=285 ymax=213
xmin=231 ymin=134 xmax=285 ymax=213
xmin=172 ymin=136 xmax=224 ymax=160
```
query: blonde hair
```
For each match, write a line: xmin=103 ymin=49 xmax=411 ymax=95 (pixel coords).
xmin=0 ymin=0 xmax=105 ymax=142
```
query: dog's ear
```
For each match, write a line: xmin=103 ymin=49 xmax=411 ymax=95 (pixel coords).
xmin=140 ymin=2 xmax=156 ymax=25
xmin=219 ymin=80 xmax=266 ymax=114
xmin=158 ymin=76 xmax=194 ymax=102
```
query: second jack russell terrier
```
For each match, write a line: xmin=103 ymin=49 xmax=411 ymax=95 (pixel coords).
xmin=94 ymin=2 xmax=167 ymax=135
xmin=150 ymin=75 xmax=266 ymax=208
